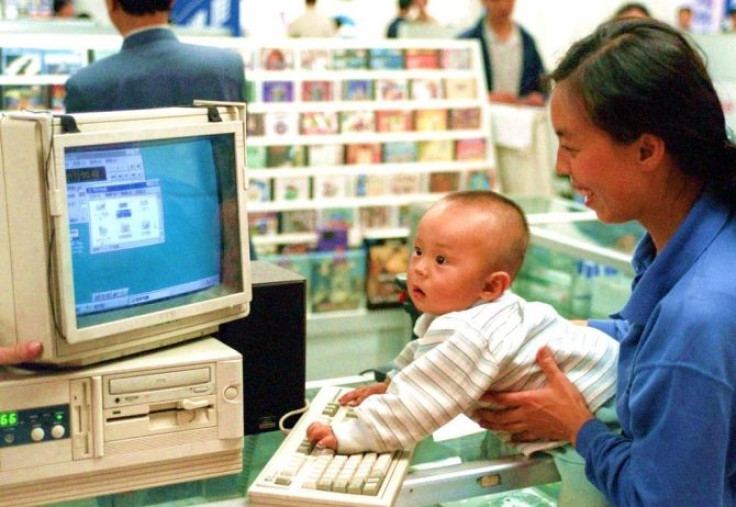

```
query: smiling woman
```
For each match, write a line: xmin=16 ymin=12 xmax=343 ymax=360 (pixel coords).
xmin=475 ymin=17 xmax=736 ymax=506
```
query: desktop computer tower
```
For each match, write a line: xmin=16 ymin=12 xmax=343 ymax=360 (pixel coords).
xmin=217 ymin=261 xmax=307 ymax=434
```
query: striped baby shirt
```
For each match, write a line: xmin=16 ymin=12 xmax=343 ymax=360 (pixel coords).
xmin=331 ymin=290 xmax=619 ymax=455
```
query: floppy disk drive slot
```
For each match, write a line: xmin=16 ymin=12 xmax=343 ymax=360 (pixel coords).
xmin=103 ymin=396 xmax=216 ymax=441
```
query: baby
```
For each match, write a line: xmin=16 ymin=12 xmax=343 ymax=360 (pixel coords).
xmin=307 ymin=190 xmax=619 ymax=506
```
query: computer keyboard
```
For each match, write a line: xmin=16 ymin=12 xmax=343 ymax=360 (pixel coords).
xmin=247 ymin=384 xmax=414 ymax=507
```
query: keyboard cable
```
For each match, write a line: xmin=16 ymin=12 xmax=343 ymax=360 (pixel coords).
xmin=278 ymin=398 xmax=310 ymax=436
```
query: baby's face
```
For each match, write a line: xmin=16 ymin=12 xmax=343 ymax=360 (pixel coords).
xmin=408 ymin=202 xmax=494 ymax=315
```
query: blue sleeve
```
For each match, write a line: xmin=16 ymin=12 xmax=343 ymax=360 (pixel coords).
xmin=587 ymin=318 xmax=629 ymax=342
xmin=577 ymin=306 xmax=734 ymax=505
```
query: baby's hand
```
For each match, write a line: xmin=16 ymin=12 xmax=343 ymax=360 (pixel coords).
xmin=339 ymin=382 xmax=389 ymax=406
xmin=306 ymin=422 xmax=338 ymax=450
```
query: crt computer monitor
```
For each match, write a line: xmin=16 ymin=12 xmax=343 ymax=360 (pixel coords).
xmin=0 ymin=103 xmax=252 ymax=366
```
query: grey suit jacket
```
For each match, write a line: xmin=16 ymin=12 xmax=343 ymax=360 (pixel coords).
xmin=64 ymin=28 xmax=245 ymax=113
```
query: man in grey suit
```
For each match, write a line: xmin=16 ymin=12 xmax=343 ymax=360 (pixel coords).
xmin=64 ymin=0 xmax=246 ymax=112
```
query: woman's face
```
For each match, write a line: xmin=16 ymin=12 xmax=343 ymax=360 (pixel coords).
xmin=550 ymin=82 xmax=644 ymax=224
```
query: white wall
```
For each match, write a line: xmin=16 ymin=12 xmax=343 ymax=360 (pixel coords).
xmin=507 ymin=0 xmax=722 ymax=69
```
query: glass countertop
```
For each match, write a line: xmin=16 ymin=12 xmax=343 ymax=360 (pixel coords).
xmin=53 ymin=379 xmax=560 ymax=507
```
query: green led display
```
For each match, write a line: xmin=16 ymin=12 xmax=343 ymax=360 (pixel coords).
xmin=0 ymin=411 xmax=18 ymax=428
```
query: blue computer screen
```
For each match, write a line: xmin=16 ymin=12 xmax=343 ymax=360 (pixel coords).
xmin=64 ymin=134 xmax=238 ymax=328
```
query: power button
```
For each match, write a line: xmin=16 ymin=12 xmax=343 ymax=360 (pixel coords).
xmin=51 ymin=425 xmax=66 ymax=439
xmin=224 ymin=386 xmax=239 ymax=401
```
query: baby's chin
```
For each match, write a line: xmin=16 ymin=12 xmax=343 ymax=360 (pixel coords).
xmin=415 ymin=303 xmax=450 ymax=315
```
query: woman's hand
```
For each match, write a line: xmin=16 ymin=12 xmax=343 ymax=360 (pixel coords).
xmin=475 ymin=347 xmax=594 ymax=446
xmin=0 ymin=341 xmax=43 ymax=365
xmin=339 ymin=382 xmax=388 ymax=407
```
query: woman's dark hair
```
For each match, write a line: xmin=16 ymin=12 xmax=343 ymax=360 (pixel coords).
xmin=117 ymin=0 xmax=172 ymax=16
xmin=548 ymin=18 xmax=736 ymax=209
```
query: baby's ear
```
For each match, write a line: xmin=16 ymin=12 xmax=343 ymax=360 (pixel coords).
xmin=480 ymin=271 xmax=510 ymax=301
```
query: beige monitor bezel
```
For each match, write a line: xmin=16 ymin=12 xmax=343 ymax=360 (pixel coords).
xmin=47 ymin=113 xmax=251 ymax=346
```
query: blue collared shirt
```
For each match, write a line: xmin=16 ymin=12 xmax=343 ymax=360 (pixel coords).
xmin=582 ymin=192 xmax=736 ymax=506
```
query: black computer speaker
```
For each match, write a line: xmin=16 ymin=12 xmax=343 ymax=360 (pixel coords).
xmin=217 ymin=261 xmax=307 ymax=434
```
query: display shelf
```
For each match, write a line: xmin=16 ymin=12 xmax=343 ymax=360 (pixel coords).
xmin=250 ymin=192 xmax=457 ymax=212
xmin=246 ymin=129 xmax=485 ymax=146
xmin=248 ymin=98 xmax=482 ymax=112
xmin=243 ymin=39 xmax=495 ymax=264
xmin=253 ymin=227 xmax=411 ymax=247
xmin=249 ymin=159 xmax=489 ymax=178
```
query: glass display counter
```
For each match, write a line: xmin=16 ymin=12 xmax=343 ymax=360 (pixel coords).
xmin=517 ymin=217 xmax=644 ymax=320
xmin=49 ymin=377 xmax=561 ymax=507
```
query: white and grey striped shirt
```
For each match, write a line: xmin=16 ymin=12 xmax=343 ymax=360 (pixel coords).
xmin=331 ymin=291 xmax=619 ymax=455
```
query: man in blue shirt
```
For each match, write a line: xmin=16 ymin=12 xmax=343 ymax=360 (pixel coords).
xmin=458 ymin=0 xmax=545 ymax=106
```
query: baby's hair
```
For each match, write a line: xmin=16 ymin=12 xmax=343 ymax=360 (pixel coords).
xmin=439 ymin=191 xmax=530 ymax=279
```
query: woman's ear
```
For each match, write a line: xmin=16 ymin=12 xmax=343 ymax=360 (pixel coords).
xmin=480 ymin=271 xmax=511 ymax=301
xmin=637 ymin=133 xmax=666 ymax=170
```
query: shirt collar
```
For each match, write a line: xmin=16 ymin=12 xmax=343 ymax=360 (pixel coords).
xmin=122 ymin=26 xmax=175 ymax=50
xmin=620 ymin=192 xmax=729 ymax=324
xmin=484 ymin=22 xmax=521 ymax=45
xmin=124 ymin=24 xmax=172 ymax=40
xmin=412 ymin=292 xmax=515 ymax=336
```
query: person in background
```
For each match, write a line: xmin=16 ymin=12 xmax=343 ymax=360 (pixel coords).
xmin=726 ymin=7 xmax=736 ymax=32
xmin=386 ymin=0 xmax=413 ymax=38
xmin=64 ymin=0 xmax=257 ymax=260
xmin=307 ymin=190 xmax=620 ymax=506
xmin=64 ymin=0 xmax=245 ymax=112
xmin=612 ymin=2 xmax=651 ymax=19
xmin=475 ymin=18 xmax=736 ymax=505
xmin=411 ymin=0 xmax=437 ymax=24
xmin=459 ymin=0 xmax=546 ymax=106
xmin=0 ymin=342 xmax=43 ymax=365
xmin=53 ymin=0 xmax=76 ymax=18
xmin=676 ymin=4 xmax=693 ymax=31
xmin=288 ymin=0 xmax=336 ymax=38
